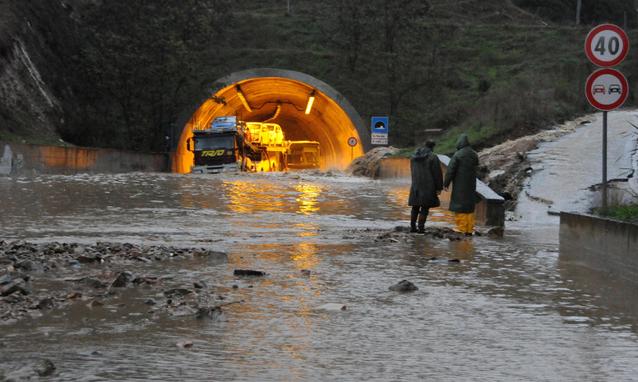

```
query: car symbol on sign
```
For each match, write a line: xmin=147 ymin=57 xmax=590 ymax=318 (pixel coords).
xmin=593 ymin=85 xmax=606 ymax=94
xmin=608 ymin=84 xmax=621 ymax=94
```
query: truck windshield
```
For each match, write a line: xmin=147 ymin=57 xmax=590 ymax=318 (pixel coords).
xmin=195 ymin=135 xmax=235 ymax=150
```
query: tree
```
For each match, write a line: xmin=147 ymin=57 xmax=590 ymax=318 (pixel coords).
xmin=63 ymin=0 xmax=233 ymax=151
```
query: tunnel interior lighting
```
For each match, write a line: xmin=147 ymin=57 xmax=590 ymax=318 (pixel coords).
xmin=236 ymin=85 xmax=252 ymax=112
xmin=305 ymin=90 xmax=316 ymax=115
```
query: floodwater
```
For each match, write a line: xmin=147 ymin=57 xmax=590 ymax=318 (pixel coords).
xmin=1 ymin=168 xmax=638 ymax=381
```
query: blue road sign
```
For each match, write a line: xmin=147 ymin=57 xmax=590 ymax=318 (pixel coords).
xmin=371 ymin=116 xmax=389 ymax=145
xmin=371 ymin=116 xmax=389 ymax=134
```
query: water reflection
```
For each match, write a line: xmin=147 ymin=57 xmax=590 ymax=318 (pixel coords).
xmin=2 ymin=172 xmax=638 ymax=381
xmin=295 ymin=183 xmax=321 ymax=215
xmin=223 ymin=179 xmax=287 ymax=214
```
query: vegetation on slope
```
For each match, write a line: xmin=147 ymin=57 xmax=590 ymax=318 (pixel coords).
xmin=1 ymin=0 xmax=637 ymax=154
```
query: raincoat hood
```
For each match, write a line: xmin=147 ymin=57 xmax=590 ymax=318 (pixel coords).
xmin=412 ymin=146 xmax=432 ymax=161
xmin=456 ymin=134 xmax=470 ymax=150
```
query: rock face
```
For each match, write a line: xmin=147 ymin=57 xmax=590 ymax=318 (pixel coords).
xmin=346 ymin=147 xmax=400 ymax=178
xmin=389 ymin=280 xmax=418 ymax=293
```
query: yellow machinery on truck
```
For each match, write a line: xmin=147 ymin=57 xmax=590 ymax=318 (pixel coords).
xmin=287 ymin=141 xmax=321 ymax=170
xmin=245 ymin=122 xmax=288 ymax=172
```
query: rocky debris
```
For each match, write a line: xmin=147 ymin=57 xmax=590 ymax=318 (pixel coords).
xmin=486 ymin=226 xmax=504 ymax=238
xmin=0 ymin=278 xmax=30 ymax=297
xmin=193 ymin=280 xmax=207 ymax=289
xmin=300 ymin=269 xmax=312 ymax=277
xmin=427 ymin=257 xmax=461 ymax=264
xmin=317 ymin=303 xmax=347 ymax=311
xmin=176 ymin=340 xmax=193 ymax=349
xmin=71 ymin=277 xmax=108 ymax=289
xmin=346 ymin=146 xmax=400 ymax=178
xmin=35 ymin=297 xmax=54 ymax=310
xmin=377 ymin=227 xmax=466 ymax=242
xmin=86 ymin=299 xmax=104 ymax=308
xmin=163 ymin=288 xmax=193 ymax=298
xmin=132 ymin=276 xmax=159 ymax=285
xmin=233 ymin=269 xmax=266 ymax=277
xmin=33 ymin=359 xmax=56 ymax=377
xmin=389 ymin=280 xmax=418 ymax=293
xmin=195 ymin=306 xmax=222 ymax=320
xmin=0 ymin=240 xmax=228 ymax=324
xmin=111 ymin=271 xmax=133 ymax=288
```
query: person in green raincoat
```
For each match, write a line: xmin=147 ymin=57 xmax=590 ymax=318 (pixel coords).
xmin=443 ymin=134 xmax=479 ymax=235
xmin=408 ymin=140 xmax=443 ymax=233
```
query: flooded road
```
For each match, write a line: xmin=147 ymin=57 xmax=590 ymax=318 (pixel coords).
xmin=1 ymin=170 xmax=638 ymax=381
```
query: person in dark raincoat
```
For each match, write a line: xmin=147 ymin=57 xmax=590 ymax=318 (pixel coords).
xmin=408 ymin=140 xmax=443 ymax=233
xmin=443 ymin=134 xmax=479 ymax=235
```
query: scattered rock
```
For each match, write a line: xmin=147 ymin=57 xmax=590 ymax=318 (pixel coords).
xmin=15 ymin=260 xmax=36 ymax=272
xmin=300 ymin=269 xmax=312 ymax=277
xmin=0 ymin=274 xmax=13 ymax=285
xmin=317 ymin=303 xmax=347 ymax=311
xmin=36 ymin=297 xmax=55 ymax=310
xmin=487 ymin=226 xmax=504 ymax=238
xmin=163 ymin=288 xmax=193 ymax=298
xmin=144 ymin=299 xmax=157 ymax=306
xmin=427 ymin=257 xmax=461 ymax=264
xmin=111 ymin=272 xmax=133 ymax=288
xmin=233 ymin=269 xmax=266 ymax=277
xmin=195 ymin=306 xmax=222 ymax=320
xmin=0 ymin=279 xmax=30 ymax=297
xmin=193 ymin=280 xmax=207 ymax=289
xmin=176 ymin=340 xmax=193 ymax=349
xmin=33 ymin=359 xmax=56 ymax=377
xmin=389 ymin=280 xmax=418 ymax=293
xmin=66 ymin=291 xmax=82 ymax=299
xmin=77 ymin=254 xmax=100 ymax=264
xmin=86 ymin=299 xmax=104 ymax=308
xmin=72 ymin=277 xmax=108 ymax=289
xmin=132 ymin=276 xmax=158 ymax=285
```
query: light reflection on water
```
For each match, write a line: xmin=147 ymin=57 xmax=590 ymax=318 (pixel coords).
xmin=0 ymin=172 xmax=637 ymax=381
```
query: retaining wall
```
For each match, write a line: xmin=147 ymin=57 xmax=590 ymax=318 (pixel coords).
xmin=560 ymin=212 xmax=638 ymax=283
xmin=0 ymin=142 xmax=167 ymax=175
xmin=377 ymin=155 xmax=505 ymax=227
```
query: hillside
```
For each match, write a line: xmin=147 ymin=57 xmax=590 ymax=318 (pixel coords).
xmin=0 ymin=0 xmax=636 ymax=154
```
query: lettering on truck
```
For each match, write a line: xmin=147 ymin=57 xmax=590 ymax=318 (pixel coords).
xmin=201 ymin=149 xmax=227 ymax=157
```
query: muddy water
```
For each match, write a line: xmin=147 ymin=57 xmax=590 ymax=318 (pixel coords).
xmin=1 ymin=172 xmax=638 ymax=381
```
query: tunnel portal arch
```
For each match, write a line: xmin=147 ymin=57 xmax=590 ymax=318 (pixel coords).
xmin=173 ymin=68 xmax=370 ymax=173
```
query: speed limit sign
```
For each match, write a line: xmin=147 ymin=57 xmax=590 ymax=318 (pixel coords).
xmin=585 ymin=24 xmax=629 ymax=67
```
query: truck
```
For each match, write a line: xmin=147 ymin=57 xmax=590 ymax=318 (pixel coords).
xmin=187 ymin=117 xmax=287 ymax=174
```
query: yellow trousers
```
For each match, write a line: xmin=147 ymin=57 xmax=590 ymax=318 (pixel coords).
xmin=454 ymin=212 xmax=475 ymax=234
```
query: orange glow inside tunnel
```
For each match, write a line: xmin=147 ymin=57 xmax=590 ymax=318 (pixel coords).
xmin=172 ymin=77 xmax=365 ymax=173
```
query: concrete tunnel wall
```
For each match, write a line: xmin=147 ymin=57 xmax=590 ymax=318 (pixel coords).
xmin=173 ymin=69 xmax=369 ymax=173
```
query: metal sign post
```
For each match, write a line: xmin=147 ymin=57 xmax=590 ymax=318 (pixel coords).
xmin=584 ymin=24 xmax=630 ymax=213
xmin=347 ymin=136 xmax=358 ymax=162
xmin=602 ymin=111 xmax=608 ymax=212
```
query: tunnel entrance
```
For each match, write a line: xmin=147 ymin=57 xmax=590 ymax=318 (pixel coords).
xmin=173 ymin=69 xmax=369 ymax=173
